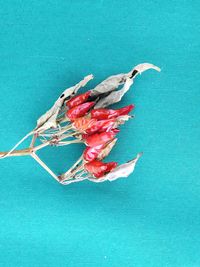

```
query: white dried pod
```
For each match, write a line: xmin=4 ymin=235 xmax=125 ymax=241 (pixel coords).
xmin=90 ymin=73 xmax=128 ymax=97
xmin=94 ymin=63 xmax=160 ymax=109
xmin=103 ymin=152 xmax=143 ymax=182
xmin=128 ymin=63 xmax=161 ymax=77
xmin=36 ymin=74 xmax=94 ymax=132
xmin=94 ymin=78 xmax=133 ymax=109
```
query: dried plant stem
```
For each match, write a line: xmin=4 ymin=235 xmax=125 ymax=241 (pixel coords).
xmin=0 ymin=148 xmax=32 ymax=157
xmin=62 ymin=164 xmax=84 ymax=182
xmin=55 ymin=124 xmax=73 ymax=136
xmin=31 ymin=152 xmax=59 ymax=182
xmin=57 ymin=140 xmax=82 ymax=146
xmin=30 ymin=133 xmax=37 ymax=148
xmin=33 ymin=142 xmax=50 ymax=152
xmin=0 ymin=132 xmax=82 ymax=158
xmin=63 ymin=156 xmax=83 ymax=177
xmin=0 ymin=131 xmax=34 ymax=159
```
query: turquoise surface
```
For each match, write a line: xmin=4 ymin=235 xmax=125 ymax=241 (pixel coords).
xmin=0 ymin=1 xmax=199 ymax=266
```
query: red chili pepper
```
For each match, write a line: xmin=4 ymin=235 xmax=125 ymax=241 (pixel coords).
xmin=117 ymin=104 xmax=134 ymax=116
xmin=106 ymin=162 xmax=118 ymax=172
xmin=67 ymin=102 xmax=95 ymax=121
xmin=86 ymin=119 xmax=116 ymax=135
xmin=83 ymin=144 xmax=104 ymax=162
xmin=110 ymin=128 xmax=120 ymax=133
xmin=91 ymin=104 xmax=134 ymax=120
xmin=66 ymin=91 xmax=91 ymax=109
xmin=84 ymin=131 xmax=117 ymax=147
xmin=73 ymin=117 xmax=97 ymax=133
xmin=82 ymin=129 xmax=119 ymax=140
xmin=84 ymin=160 xmax=117 ymax=178
xmin=91 ymin=108 xmax=118 ymax=120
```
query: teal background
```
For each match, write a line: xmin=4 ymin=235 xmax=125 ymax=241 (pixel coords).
xmin=0 ymin=1 xmax=200 ymax=266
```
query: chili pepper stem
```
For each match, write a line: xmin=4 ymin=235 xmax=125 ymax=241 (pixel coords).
xmin=31 ymin=152 xmax=59 ymax=182
xmin=55 ymin=124 xmax=72 ymax=136
xmin=30 ymin=133 xmax=38 ymax=148
xmin=0 ymin=131 xmax=34 ymax=159
xmin=0 ymin=131 xmax=82 ymax=158
xmin=63 ymin=155 xmax=83 ymax=176
xmin=60 ymin=162 xmax=84 ymax=182
xmin=0 ymin=148 xmax=32 ymax=158
xmin=57 ymin=139 xmax=82 ymax=146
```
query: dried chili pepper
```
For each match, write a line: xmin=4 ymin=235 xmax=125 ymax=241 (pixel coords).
xmin=97 ymin=138 xmax=117 ymax=160
xmin=117 ymin=104 xmax=134 ymax=116
xmin=83 ymin=144 xmax=104 ymax=162
xmin=73 ymin=117 xmax=97 ymax=133
xmin=67 ymin=102 xmax=95 ymax=121
xmin=84 ymin=160 xmax=117 ymax=178
xmin=110 ymin=128 xmax=120 ymax=133
xmin=91 ymin=104 xmax=134 ymax=120
xmin=83 ymin=137 xmax=117 ymax=162
xmin=66 ymin=91 xmax=91 ymax=109
xmin=84 ymin=131 xmax=117 ymax=147
xmin=91 ymin=109 xmax=118 ymax=120
xmin=86 ymin=118 xmax=116 ymax=134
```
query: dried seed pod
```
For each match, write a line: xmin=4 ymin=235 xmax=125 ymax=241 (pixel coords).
xmin=36 ymin=74 xmax=94 ymax=132
xmin=91 ymin=104 xmax=134 ymax=120
xmin=84 ymin=131 xmax=117 ymax=147
xmin=94 ymin=63 xmax=160 ymax=109
xmin=73 ymin=117 xmax=96 ymax=133
xmin=83 ymin=144 xmax=104 ymax=162
xmin=128 ymin=63 xmax=161 ymax=77
xmin=97 ymin=138 xmax=117 ymax=160
xmin=67 ymin=102 xmax=95 ymax=121
xmin=103 ymin=152 xmax=142 ymax=181
xmin=83 ymin=138 xmax=117 ymax=162
xmin=66 ymin=91 xmax=91 ymax=109
xmin=90 ymin=74 xmax=128 ymax=97
xmin=90 ymin=63 xmax=160 ymax=99
xmin=86 ymin=119 xmax=116 ymax=134
xmin=84 ymin=160 xmax=117 ymax=178
xmin=94 ymin=78 xmax=133 ymax=109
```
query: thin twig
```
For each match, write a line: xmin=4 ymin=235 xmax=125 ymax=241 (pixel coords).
xmin=0 ymin=148 xmax=32 ymax=158
xmin=31 ymin=152 xmax=59 ymax=182
xmin=63 ymin=155 xmax=83 ymax=177
xmin=30 ymin=133 xmax=37 ymax=148
xmin=0 ymin=131 xmax=34 ymax=159
xmin=57 ymin=139 xmax=82 ymax=146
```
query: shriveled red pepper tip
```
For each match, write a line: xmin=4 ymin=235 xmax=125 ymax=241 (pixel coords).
xmin=66 ymin=91 xmax=91 ymax=109
xmin=67 ymin=101 xmax=95 ymax=121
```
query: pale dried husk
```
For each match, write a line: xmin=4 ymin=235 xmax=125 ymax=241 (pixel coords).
xmin=35 ymin=75 xmax=93 ymax=133
xmin=93 ymin=63 xmax=160 ymax=109
xmin=87 ymin=152 xmax=142 ymax=183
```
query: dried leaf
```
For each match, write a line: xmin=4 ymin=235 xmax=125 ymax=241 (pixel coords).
xmin=91 ymin=63 xmax=160 ymax=99
xmin=128 ymin=63 xmax=161 ymax=77
xmin=94 ymin=78 xmax=133 ymax=108
xmin=102 ymin=152 xmax=142 ymax=181
xmin=90 ymin=73 xmax=128 ymax=97
xmin=94 ymin=63 xmax=160 ymax=109
xmin=35 ymin=74 xmax=93 ymax=132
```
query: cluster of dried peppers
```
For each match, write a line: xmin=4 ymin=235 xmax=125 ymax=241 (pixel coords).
xmin=0 ymin=63 xmax=160 ymax=185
